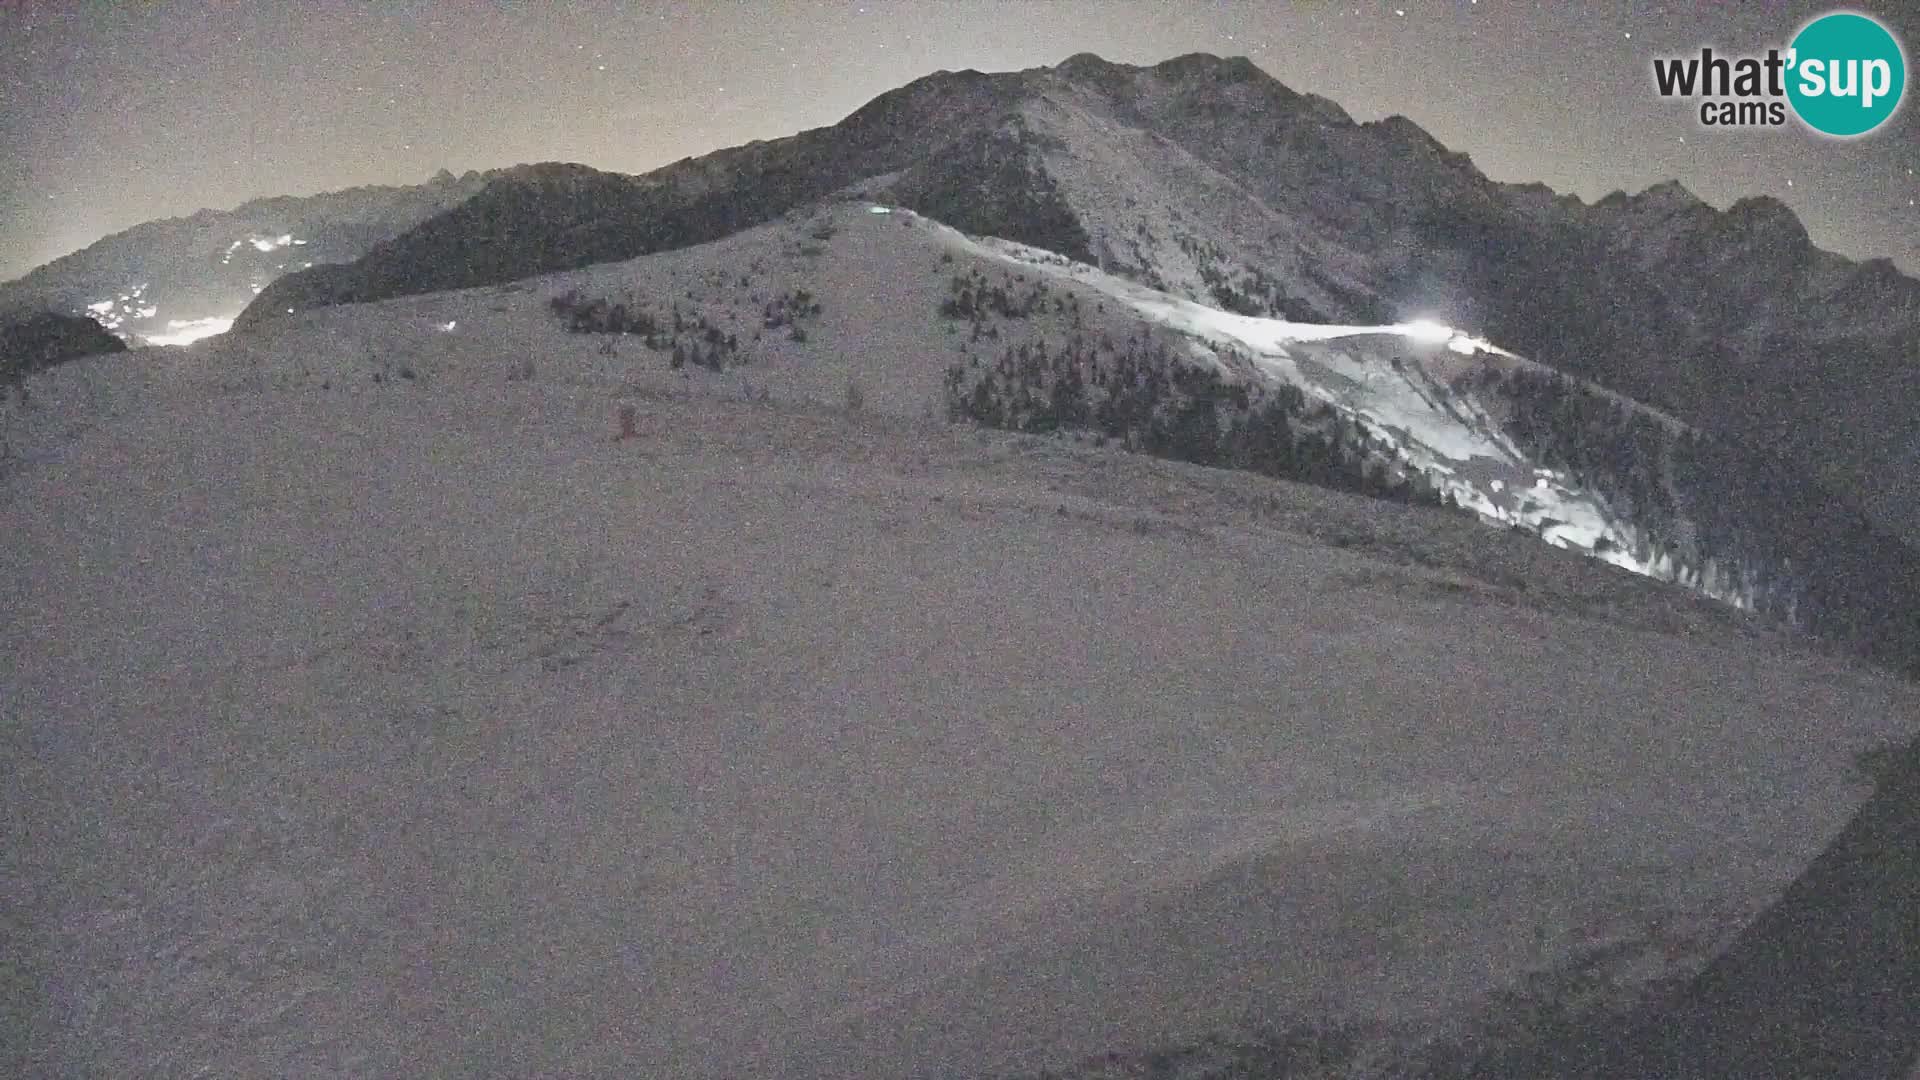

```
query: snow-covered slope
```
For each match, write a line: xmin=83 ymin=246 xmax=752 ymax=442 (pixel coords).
xmin=963 ymin=232 xmax=1665 ymax=567
xmin=142 ymin=202 xmax=1656 ymax=578
xmin=919 ymin=214 xmax=1920 ymax=668
xmin=5 ymin=231 xmax=1917 ymax=1076
xmin=99 ymin=199 xmax=1918 ymax=672
xmin=965 ymin=227 xmax=1826 ymax=609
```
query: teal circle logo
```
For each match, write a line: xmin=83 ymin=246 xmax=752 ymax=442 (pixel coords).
xmin=1787 ymin=11 xmax=1906 ymax=137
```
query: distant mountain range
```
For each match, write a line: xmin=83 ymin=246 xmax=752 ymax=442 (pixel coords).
xmin=0 ymin=169 xmax=501 ymax=344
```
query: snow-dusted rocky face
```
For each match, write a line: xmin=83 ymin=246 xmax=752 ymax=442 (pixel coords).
xmin=82 ymin=284 xmax=156 ymax=332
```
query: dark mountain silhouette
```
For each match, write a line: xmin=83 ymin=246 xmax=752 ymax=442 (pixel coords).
xmin=1 ymin=310 xmax=126 ymax=381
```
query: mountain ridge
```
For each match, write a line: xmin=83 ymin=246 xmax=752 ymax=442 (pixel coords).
xmin=235 ymin=52 xmax=1875 ymax=340
xmin=231 ymin=52 xmax=1920 ymax=543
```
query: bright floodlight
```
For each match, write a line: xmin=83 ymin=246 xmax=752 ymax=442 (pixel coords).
xmin=1402 ymin=318 xmax=1454 ymax=345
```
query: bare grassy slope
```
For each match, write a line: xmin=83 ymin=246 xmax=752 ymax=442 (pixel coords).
xmin=5 ymin=221 xmax=1918 ymax=1078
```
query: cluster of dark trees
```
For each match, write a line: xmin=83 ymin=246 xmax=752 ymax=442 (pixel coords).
xmin=549 ymin=290 xmax=662 ymax=338
xmin=1484 ymin=366 xmax=1681 ymax=529
xmin=937 ymin=268 xmax=1092 ymax=345
xmin=547 ymin=289 xmax=743 ymax=372
xmin=761 ymin=288 xmax=823 ymax=341
xmin=938 ymin=267 xmax=1056 ymax=321
xmin=944 ymin=329 xmax=1453 ymax=508
xmin=1481 ymin=362 xmax=1920 ymax=675
xmin=1177 ymin=235 xmax=1324 ymax=321
xmin=668 ymin=322 xmax=738 ymax=372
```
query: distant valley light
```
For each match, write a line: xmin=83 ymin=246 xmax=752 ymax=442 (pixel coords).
xmin=142 ymin=316 xmax=234 ymax=346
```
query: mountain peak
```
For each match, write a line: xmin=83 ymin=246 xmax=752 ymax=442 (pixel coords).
xmin=1724 ymin=194 xmax=1810 ymax=250
xmin=1055 ymin=52 xmax=1125 ymax=77
xmin=495 ymin=161 xmax=614 ymax=182
xmin=1370 ymin=115 xmax=1457 ymax=155
xmin=1046 ymin=51 xmax=1271 ymax=89
xmin=1726 ymin=193 xmax=1797 ymax=220
xmin=1591 ymin=180 xmax=1706 ymax=216
xmin=1046 ymin=52 xmax=1144 ymax=98
xmin=1639 ymin=179 xmax=1705 ymax=207
xmin=1150 ymin=52 xmax=1267 ymax=84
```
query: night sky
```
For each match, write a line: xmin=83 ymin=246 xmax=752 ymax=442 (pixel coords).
xmin=4 ymin=1 xmax=1918 ymax=281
